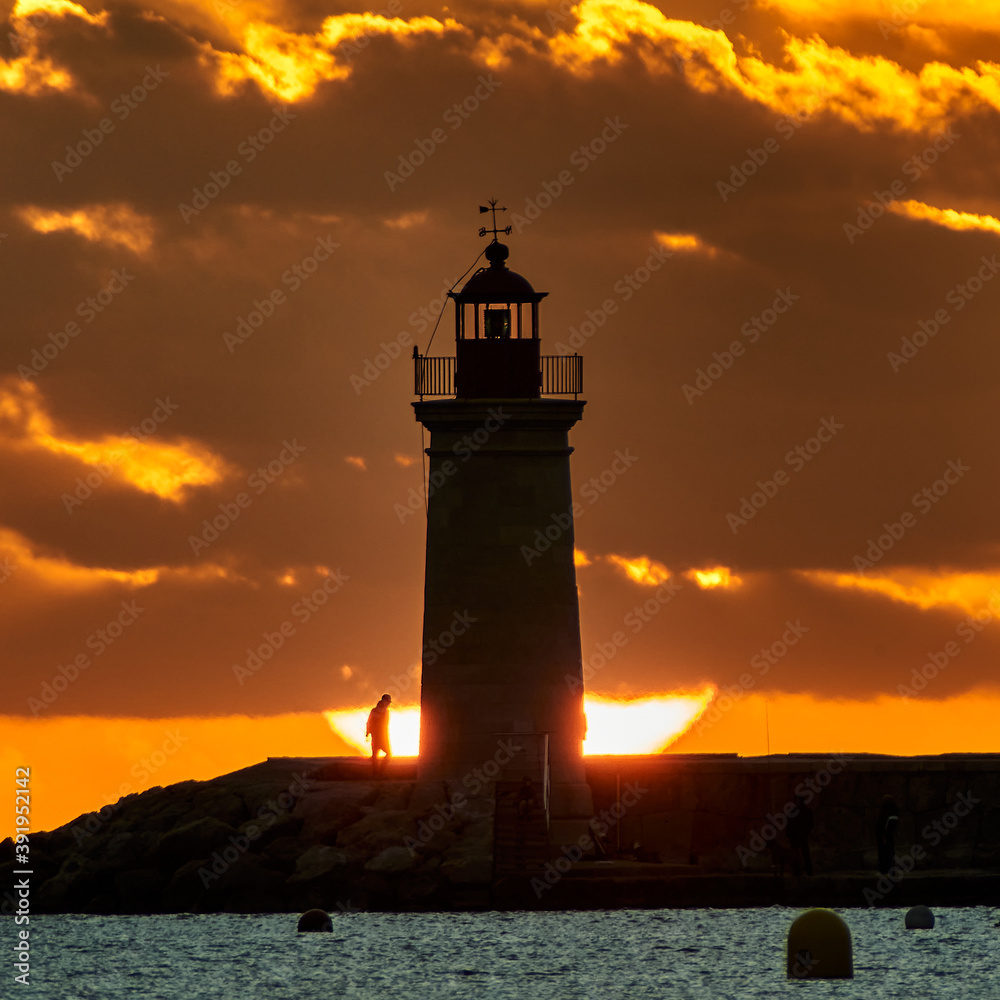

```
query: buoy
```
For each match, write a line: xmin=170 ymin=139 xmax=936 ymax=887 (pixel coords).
xmin=905 ymin=905 xmax=935 ymax=929
xmin=297 ymin=908 xmax=333 ymax=932
xmin=787 ymin=908 xmax=853 ymax=979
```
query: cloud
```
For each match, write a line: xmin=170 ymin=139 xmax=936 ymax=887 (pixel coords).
xmin=16 ymin=203 xmax=156 ymax=255
xmin=890 ymin=199 xmax=1000 ymax=234
xmin=0 ymin=379 xmax=229 ymax=502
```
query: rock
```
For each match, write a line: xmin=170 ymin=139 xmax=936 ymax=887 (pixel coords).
xmin=336 ymin=809 xmax=418 ymax=854
xmin=35 ymin=855 xmax=105 ymax=912
xmin=147 ymin=817 xmax=237 ymax=870
xmin=191 ymin=790 xmax=249 ymax=829
xmin=289 ymin=845 xmax=352 ymax=883
xmin=365 ymin=846 xmax=418 ymax=874
xmin=162 ymin=858 xmax=213 ymax=911
xmin=113 ymin=868 xmax=168 ymax=913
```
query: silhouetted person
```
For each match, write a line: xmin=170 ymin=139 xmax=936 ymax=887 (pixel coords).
xmin=876 ymin=794 xmax=900 ymax=873
xmin=366 ymin=694 xmax=392 ymax=777
xmin=787 ymin=793 xmax=814 ymax=876
xmin=515 ymin=777 xmax=536 ymax=820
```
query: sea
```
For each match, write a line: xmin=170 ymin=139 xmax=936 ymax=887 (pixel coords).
xmin=11 ymin=907 xmax=1000 ymax=999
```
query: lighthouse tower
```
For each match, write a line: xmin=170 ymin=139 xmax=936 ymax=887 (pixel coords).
xmin=413 ymin=203 xmax=588 ymax=804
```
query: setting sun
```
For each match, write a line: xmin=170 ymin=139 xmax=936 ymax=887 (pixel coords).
xmin=323 ymin=689 xmax=717 ymax=758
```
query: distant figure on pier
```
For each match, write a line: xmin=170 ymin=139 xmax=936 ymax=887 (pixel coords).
xmin=787 ymin=793 xmax=814 ymax=876
xmin=366 ymin=694 xmax=392 ymax=777
xmin=515 ymin=777 xmax=536 ymax=819
xmin=876 ymin=794 xmax=900 ymax=873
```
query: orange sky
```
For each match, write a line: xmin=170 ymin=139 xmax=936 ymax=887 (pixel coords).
xmin=4 ymin=0 xmax=1000 ymax=836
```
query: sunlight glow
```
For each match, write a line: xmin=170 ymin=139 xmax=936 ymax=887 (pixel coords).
xmin=654 ymin=231 xmax=719 ymax=257
xmin=0 ymin=380 xmax=228 ymax=501
xmin=799 ymin=568 xmax=1000 ymax=618
xmin=324 ymin=689 xmax=716 ymax=758
xmin=607 ymin=554 xmax=672 ymax=587
xmin=324 ymin=704 xmax=421 ymax=756
xmin=18 ymin=204 xmax=155 ymax=255
xmin=1 ymin=0 xmax=107 ymax=95
xmin=582 ymin=689 xmax=717 ymax=754
xmin=207 ymin=12 xmax=456 ymax=102
xmin=685 ymin=565 xmax=743 ymax=590
xmin=890 ymin=200 xmax=1000 ymax=235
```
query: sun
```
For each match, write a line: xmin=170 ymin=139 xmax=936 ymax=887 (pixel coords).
xmin=324 ymin=687 xmax=716 ymax=757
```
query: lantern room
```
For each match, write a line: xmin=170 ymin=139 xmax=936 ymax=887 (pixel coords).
xmin=414 ymin=202 xmax=582 ymax=401
xmin=450 ymin=240 xmax=546 ymax=398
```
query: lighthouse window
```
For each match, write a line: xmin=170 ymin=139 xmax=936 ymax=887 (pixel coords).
xmin=484 ymin=307 xmax=511 ymax=339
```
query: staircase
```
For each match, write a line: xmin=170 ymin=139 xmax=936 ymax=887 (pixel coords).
xmin=493 ymin=779 xmax=551 ymax=877
xmin=491 ymin=734 xmax=552 ymax=878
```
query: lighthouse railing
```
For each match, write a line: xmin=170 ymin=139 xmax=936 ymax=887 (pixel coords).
xmin=414 ymin=354 xmax=456 ymax=397
xmin=414 ymin=354 xmax=582 ymax=399
xmin=540 ymin=354 xmax=582 ymax=396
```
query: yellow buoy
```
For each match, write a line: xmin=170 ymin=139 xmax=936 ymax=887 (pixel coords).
xmin=787 ymin=908 xmax=853 ymax=979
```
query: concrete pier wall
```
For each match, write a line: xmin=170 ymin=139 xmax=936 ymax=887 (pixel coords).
xmin=584 ymin=753 xmax=1000 ymax=874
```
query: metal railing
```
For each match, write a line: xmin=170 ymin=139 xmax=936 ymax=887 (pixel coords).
xmin=541 ymin=354 xmax=583 ymax=396
xmin=414 ymin=355 xmax=456 ymax=397
xmin=414 ymin=354 xmax=582 ymax=399
xmin=494 ymin=732 xmax=550 ymax=830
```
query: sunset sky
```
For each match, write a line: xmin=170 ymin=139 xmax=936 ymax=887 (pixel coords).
xmin=3 ymin=0 xmax=1000 ymax=836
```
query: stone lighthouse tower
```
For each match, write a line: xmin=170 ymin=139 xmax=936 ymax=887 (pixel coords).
xmin=413 ymin=204 xmax=587 ymax=799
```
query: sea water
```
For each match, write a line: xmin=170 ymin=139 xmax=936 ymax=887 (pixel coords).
xmin=13 ymin=907 xmax=1000 ymax=999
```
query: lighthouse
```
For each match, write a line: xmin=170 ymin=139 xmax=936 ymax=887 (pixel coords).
xmin=413 ymin=203 xmax=590 ymax=821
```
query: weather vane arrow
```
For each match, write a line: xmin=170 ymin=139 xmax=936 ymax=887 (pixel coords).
xmin=478 ymin=198 xmax=511 ymax=241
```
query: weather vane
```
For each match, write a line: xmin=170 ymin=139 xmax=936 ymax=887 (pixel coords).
xmin=478 ymin=198 xmax=511 ymax=242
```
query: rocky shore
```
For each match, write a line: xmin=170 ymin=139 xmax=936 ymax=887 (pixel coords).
xmin=2 ymin=758 xmax=494 ymax=914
